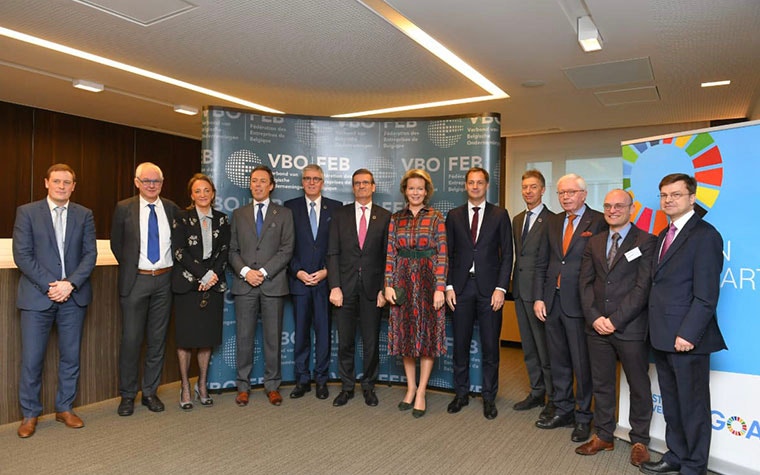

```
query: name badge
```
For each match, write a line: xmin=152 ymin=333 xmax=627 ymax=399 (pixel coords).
xmin=625 ymin=247 xmax=642 ymax=262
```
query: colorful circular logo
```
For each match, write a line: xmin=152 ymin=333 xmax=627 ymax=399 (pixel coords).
xmin=726 ymin=416 xmax=748 ymax=437
xmin=622 ymin=132 xmax=723 ymax=234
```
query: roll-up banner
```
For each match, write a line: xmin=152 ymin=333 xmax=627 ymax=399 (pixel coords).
xmin=618 ymin=119 xmax=760 ymax=475
xmin=201 ymin=106 xmax=501 ymax=393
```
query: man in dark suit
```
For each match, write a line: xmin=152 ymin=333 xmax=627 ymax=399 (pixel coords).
xmin=229 ymin=165 xmax=294 ymax=407
xmin=640 ymin=174 xmax=726 ymax=475
xmin=285 ymin=164 xmax=341 ymax=400
xmin=534 ymin=173 xmax=606 ymax=442
xmin=13 ymin=163 xmax=97 ymax=438
xmin=327 ymin=168 xmax=390 ymax=407
xmin=511 ymin=169 xmax=555 ymax=420
xmin=111 ymin=162 xmax=179 ymax=416
xmin=445 ymin=167 xmax=512 ymax=420
xmin=576 ymin=189 xmax=655 ymax=467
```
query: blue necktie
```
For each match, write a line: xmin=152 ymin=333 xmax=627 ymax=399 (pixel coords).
xmin=521 ymin=210 xmax=532 ymax=244
xmin=147 ymin=203 xmax=159 ymax=264
xmin=309 ymin=201 xmax=318 ymax=240
xmin=256 ymin=203 xmax=264 ymax=236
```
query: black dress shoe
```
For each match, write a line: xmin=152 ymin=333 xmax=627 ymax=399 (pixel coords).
xmin=363 ymin=389 xmax=379 ymax=406
xmin=639 ymin=459 xmax=680 ymax=475
xmin=535 ymin=412 xmax=575 ymax=429
xmin=447 ymin=396 xmax=469 ymax=413
xmin=571 ymin=422 xmax=591 ymax=442
xmin=483 ymin=400 xmax=498 ymax=420
xmin=538 ymin=401 xmax=556 ymax=421
xmin=141 ymin=395 xmax=165 ymax=412
xmin=332 ymin=390 xmax=354 ymax=406
xmin=117 ymin=397 xmax=134 ymax=417
xmin=315 ymin=383 xmax=329 ymax=400
xmin=290 ymin=384 xmax=311 ymax=399
xmin=513 ymin=394 xmax=545 ymax=411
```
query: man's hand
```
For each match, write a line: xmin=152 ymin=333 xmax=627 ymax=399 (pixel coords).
xmin=674 ymin=336 xmax=694 ymax=352
xmin=244 ymin=269 xmax=264 ymax=287
xmin=298 ymin=269 xmax=327 ymax=286
xmin=445 ymin=289 xmax=457 ymax=311
xmin=329 ymin=287 xmax=343 ymax=307
xmin=48 ymin=280 xmax=74 ymax=303
xmin=377 ymin=290 xmax=386 ymax=308
xmin=533 ymin=300 xmax=547 ymax=322
xmin=490 ymin=289 xmax=505 ymax=312
xmin=592 ymin=316 xmax=615 ymax=335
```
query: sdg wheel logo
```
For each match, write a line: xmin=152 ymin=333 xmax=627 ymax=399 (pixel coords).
xmin=623 ymin=132 xmax=723 ymax=235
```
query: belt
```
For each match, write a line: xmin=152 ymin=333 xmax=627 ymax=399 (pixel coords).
xmin=398 ymin=248 xmax=436 ymax=259
xmin=138 ymin=267 xmax=172 ymax=276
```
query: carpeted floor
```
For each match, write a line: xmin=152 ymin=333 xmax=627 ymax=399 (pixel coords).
xmin=0 ymin=346 xmax=708 ymax=474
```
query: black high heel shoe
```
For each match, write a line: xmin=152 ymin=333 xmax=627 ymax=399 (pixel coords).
xmin=179 ymin=387 xmax=193 ymax=411
xmin=194 ymin=383 xmax=214 ymax=407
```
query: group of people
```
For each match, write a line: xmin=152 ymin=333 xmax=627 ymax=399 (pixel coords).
xmin=12 ymin=161 xmax=725 ymax=475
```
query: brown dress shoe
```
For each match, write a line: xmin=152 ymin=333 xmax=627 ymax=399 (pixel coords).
xmin=235 ymin=392 xmax=249 ymax=406
xmin=267 ymin=390 xmax=283 ymax=406
xmin=630 ymin=442 xmax=651 ymax=467
xmin=18 ymin=417 xmax=38 ymax=438
xmin=55 ymin=411 xmax=84 ymax=429
xmin=575 ymin=434 xmax=614 ymax=455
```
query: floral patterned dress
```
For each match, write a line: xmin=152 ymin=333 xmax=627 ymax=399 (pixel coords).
xmin=385 ymin=206 xmax=448 ymax=357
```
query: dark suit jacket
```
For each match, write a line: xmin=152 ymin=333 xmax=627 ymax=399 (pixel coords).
xmin=326 ymin=203 xmax=391 ymax=300
xmin=580 ymin=225 xmax=656 ymax=340
xmin=512 ymin=205 xmax=554 ymax=301
xmin=285 ymin=195 xmax=342 ymax=296
xmin=13 ymin=199 xmax=97 ymax=311
xmin=534 ymin=206 xmax=606 ymax=317
xmin=110 ymin=195 xmax=180 ymax=297
xmin=445 ymin=202 xmax=512 ymax=296
xmin=649 ymin=213 xmax=726 ymax=354
xmin=228 ymin=201 xmax=294 ymax=297
xmin=170 ymin=208 xmax=230 ymax=294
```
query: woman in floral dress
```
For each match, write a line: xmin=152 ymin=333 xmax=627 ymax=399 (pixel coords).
xmin=384 ymin=169 xmax=447 ymax=417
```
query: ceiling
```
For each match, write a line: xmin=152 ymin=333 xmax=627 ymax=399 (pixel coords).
xmin=0 ymin=0 xmax=758 ymax=139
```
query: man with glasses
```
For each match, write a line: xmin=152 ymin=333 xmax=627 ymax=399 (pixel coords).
xmin=14 ymin=164 xmax=97 ymax=438
xmin=640 ymin=174 xmax=726 ymax=475
xmin=327 ymin=169 xmax=390 ymax=407
xmin=229 ymin=165 xmax=294 ymax=407
xmin=111 ymin=162 xmax=179 ymax=416
xmin=534 ymin=173 xmax=606 ymax=441
xmin=575 ymin=189 xmax=655 ymax=467
xmin=285 ymin=164 xmax=341 ymax=400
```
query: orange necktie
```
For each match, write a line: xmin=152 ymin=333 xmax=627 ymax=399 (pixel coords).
xmin=557 ymin=214 xmax=576 ymax=287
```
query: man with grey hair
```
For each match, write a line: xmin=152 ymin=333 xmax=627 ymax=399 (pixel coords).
xmin=111 ymin=162 xmax=179 ymax=416
xmin=533 ymin=173 xmax=606 ymax=442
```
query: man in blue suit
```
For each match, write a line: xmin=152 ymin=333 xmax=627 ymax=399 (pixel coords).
xmin=640 ymin=174 xmax=726 ymax=475
xmin=13 ymin=163 xmax=97 ymax=438
xmin=285 ymin=164 xmax=341 ymax=400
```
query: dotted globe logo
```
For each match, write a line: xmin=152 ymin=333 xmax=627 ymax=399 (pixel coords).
xmin=726 ymin=416 xmax=747 ymax=437
xmin=428 ymin=120 xmax=464 ymax=149
xmin=221 ymin=335 xmax=236 ymax=369
xmin=225 ymin=149 xmax=262 ymax=188
xmin=367 ymin=156 xmax=396 ymax=194
xmin=294 ymin=119 xmax=335 ymax=147
xmin=623 ymin=132 xmax=723 ymax=235
xmin=433 ymin=199 xmax=457 ymax=217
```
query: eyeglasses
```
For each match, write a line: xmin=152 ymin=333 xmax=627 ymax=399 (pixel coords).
xmin=603 ymin=203 xmax=631 ymax=211
xmin=658 ymin=192 xmax=692 ymax=200
xmin=557 ymin=190 xmax=584 ymax=197
xmin=353 ymin=180 xmax=372 ymax=187
xmin=136 ymin=177 xmax=163 ymax=186
xmin=302 ymin=177 xmax=323 ymax=183
xmin=199 ymin=292 xmax=210 ymax=308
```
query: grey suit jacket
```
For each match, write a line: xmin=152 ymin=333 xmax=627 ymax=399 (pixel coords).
xmin=512 ymin=205 xmax=554 ymax=301
xmin=13 ymin=199 xmax=97 ymax=311
xmin=228 ymin=201 xmax=294 ymax=297
xmin=110 ymin=195 xmax=180 ymax=297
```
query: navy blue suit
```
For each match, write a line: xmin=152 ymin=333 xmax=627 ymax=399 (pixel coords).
xmin=649 ymin=213 xmax=726 ymax=475
xmin=285 ymin=195 xmax=342 ymax=385
xmin=13 ymin=199 xmax=97 ymax=417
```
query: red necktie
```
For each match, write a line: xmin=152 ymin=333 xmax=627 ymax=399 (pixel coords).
xmin=358 ymin=206 xmax=367 ymax=249
xmin=471 ymin=206 xmax=480 ymax=243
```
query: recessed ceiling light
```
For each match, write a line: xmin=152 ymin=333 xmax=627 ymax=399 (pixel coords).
xmin=701 ymin=80 xmax=731 ymax=88
xmin=173 ymin=105 xmax=198 ymax=115
xmin=73 ymin=79 xmax=104 ymax=92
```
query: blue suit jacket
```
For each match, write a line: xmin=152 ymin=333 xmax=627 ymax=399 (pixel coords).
xmin=285 ymin=195 xmax=342 ymax=296
xmin=13 ymin=199 xmax=97 ymax=311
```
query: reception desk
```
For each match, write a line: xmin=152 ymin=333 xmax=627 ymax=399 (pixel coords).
xmin=0 ymin=239 xmax=180 ymax=425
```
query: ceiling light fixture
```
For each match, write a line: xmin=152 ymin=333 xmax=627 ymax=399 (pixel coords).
xmin=577 ymin=15 xmax=603 ymax=52
xmin=173 ymin=105 xmax=198 ymax=115
xmin=701 ymin=80 xmax=731 ymax=88
xmin=0 ymin=26 xmax=283 ymax=114
xmin=72 ymin=79 xmax=104 ymax=92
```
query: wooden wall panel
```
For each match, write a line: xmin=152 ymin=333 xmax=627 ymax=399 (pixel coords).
xmin=0 ymin=102 xmax=34 ymax=237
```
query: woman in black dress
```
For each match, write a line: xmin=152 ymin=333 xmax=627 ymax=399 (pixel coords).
xmin=171 ymin=173 xmax=230 ymax=410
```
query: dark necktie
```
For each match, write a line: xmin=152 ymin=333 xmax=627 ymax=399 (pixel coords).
xmin=471 ymin=206 xmax=480 ymax=243
xmin=147 ymin=203 xmax=159 ymax=264
xmin=607 ymin=232 xmax=620 ymax=267
xmin=309 ymin=201 xmax=318 ymax=240
xmin=521 ymin=210 xmax=532 ymax=244
xmin=54 ymin=206 xmax=66 ymax=278
xmin=659 ymin=223 xmax=677 ymax=262
xmin=256 ymin=203 xmax=264 ymax=236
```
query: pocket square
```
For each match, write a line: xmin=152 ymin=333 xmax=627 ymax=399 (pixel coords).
xmin=581 ymin=231 xmax=593 ymax=237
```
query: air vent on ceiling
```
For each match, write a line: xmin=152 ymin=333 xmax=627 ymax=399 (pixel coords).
xmin=563 ymin=57 xmax=654 ymax=90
